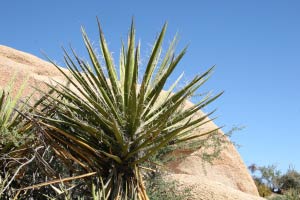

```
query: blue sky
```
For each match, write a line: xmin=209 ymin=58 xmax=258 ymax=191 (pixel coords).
xmin=1 ymin=0 xmax=299 ymax=172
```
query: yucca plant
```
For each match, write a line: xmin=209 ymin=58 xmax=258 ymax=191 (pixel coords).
xmin=0 ymin=75 xmax=37 ymax=161
xmin=0 ymin=79 xmax=27 ymax=154
xmin=34 ymin=19 xmax=222 ymax=199
xmin=0 ymin=78 xmax=35 ymax=197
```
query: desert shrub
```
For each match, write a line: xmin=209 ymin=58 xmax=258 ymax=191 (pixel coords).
xmin=249 ymin=164 xmax=280 ymax=197
xmin=0 ymin=79 xmax=36 ymax=199
xmin=250 ymin=164 xmax=300 ymax=199
xmin=0 ymin=88 xmax=29 ymax=155
xmin=278 ymin=168 xmax=300 ymax=191
xmin=254 ymin=178 xmax=272 ymax=197
xmin=145 ymin=172 xmax=191 ymax=200
xmin=258 ymin=165 xmax=282 ymax=189
xmin=283 ymin=189 xmax=300 ymax=200
xmin=268 ymin=189 xmax=300 ymax=200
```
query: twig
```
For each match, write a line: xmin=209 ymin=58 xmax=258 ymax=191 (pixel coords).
xmin=2 ymin=154 xmax=36 ymax=193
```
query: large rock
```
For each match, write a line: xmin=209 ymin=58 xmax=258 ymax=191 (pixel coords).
xmin=0 ymin=45 xmax=263 ymax=199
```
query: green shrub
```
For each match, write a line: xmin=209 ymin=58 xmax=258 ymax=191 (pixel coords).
xmin=249 ymin=164 xmax=300 ymax=199
xmin=0 ymin=78 xmax=34 ymax=199
xmin=145 ymin=173 xmax=191 ymax=200
xmin=268 ymin=189 xmax=300 ymax=200
xmin=254 ymin=179 xmax=272 ymax=197
xmin=278 ymin=168 xmax=300 ymax=191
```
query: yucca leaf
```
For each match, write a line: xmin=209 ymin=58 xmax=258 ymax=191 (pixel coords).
xmin=142 ymin=47 xmax=187 ymax=118
xmin=81 ymin=28 xmax=115 ymax=102
xmin=37 ymin=81 xmax=111 ymax=127
xmin=67 ymin=47 xmax=102 ymax=96
xmin=127 ymin=42 xmax=140 ymax=135
xmin=119 ymin=40 xmax=126 ymax=95
xmin=136 ymin=23 xmax=167 ymax=119
xmin=123 ymin=19 xmax=136 ymax=110
xmin=47 ymin=131 xmax=102 ymax=170
xmin=131 ymin=120 xmax=191 ymax=166
xmin=144 ymin=66 xmax=215 ymax=121
xmin=40 ymin=122 xmax=99 ymax=153
xmin=155 ymin=33 xmax=178 ymax=80
xmin=140 ymin=23 xmax=167 ymax=91
xmin=99 ymin=87 xmax=123 ymax=125
xmin=0 ymin=91 xmax=5 ymax=111
xmin=127 ymin=94 xmax=191 ymax=158
xmin=175 ymin=127 xmax=222 ymax=145
xmin=100 ymin=150 xmax=123 ymax=164
xmin=97 ymin=20 xmax=122 ymax=105
xmin=110 ymin=118 xmax=127 ymax=154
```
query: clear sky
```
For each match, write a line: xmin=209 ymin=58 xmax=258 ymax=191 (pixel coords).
xmin=1 ymin=0 xmax=299 ymax=172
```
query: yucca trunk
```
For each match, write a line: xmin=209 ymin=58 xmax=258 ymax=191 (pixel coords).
xmin=105 ymin=166 xmax=148 ymax=200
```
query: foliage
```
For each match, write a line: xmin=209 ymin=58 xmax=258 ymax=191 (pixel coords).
xmin=29 ymin=19 xmax=222 ymax=199
xmin=0 ymin=77 xmax=36 ymax=198
xmin=0 ymin=78 xmax=30 ymax=154
xmin=145 ymin=172 xmax=191 ymax=200
xmin=248 ymin=164 xmax=281 ymax=189
xmin=249 ymin=164 xmax=300 ymax=199
xmin=249 ymin=164 xmax=281 ymax=198
xmin=253 ymin=177 xmax=272 ymax=197
xmin=278 ymin=167 xmax=300 ymax=191
xmin=259 ymin=165 xmax=282 ymax=189
xmin=268 ymin=189 xmax=300 ymax=200
xmin=0 ymin=80 xmax=76 ymax=199
xmin=39 ymin=173 xmax=190 ymax=200
xmin=248 ymin=163 xmax=258 ymax=174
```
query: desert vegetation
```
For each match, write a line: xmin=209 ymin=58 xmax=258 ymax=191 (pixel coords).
xmin=249 ymin=164 xmax=300 ymax=199
xmin=0 ymin=20 xmax=222 ymax=199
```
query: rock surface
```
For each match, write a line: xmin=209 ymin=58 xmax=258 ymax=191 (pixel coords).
xmin=168 ymin=174 xmax=264 ymax=200
xmin=0 ymin=45 xmax=264 ymax=200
